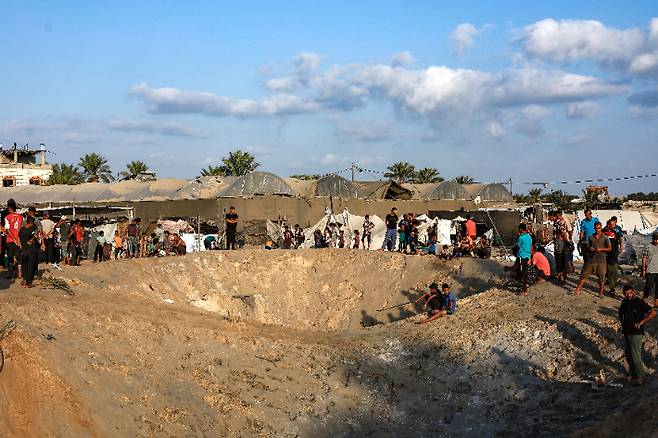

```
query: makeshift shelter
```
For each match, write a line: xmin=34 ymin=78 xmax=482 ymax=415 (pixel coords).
xmin=425 ymin=181 xmax=470 ymax=200
xmin=300 ymin=209 xmax=388 ymax=249
xmin=354 ymin=180 xmax=412 ymax=200
xmin=219 ymin=171 xmax=295 ymax=197
xmin=402 ymin=183 xmax=441 ymax=200
xmin=284 ymin=178 xmax=316 ymax=198
xmin=314 ymin=175 xmax=361 ymax=198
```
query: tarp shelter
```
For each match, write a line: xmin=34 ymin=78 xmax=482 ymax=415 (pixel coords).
xmin=402 ymin=183 xmax=441 ymax=200
xmin=425 ymin=181 xmax=470 ymax=200
xmin=313 ymin=175 xmax=361 ymax=198
xmin=354 ymin=180 xmax=412 ymax=200
xmin=300 ymin=209 xmax=388 ymax=249
xmin=219 ymin=171 xmax=295 ymax=197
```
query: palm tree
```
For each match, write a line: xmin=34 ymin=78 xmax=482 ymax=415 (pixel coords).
xmin=47 ymin=163 xmax=84 ymax=185
xmin=453 ymin=175 xmax=474 ymax=184
xmin=384 ymin=162 xmax=416 ymax=184
xmin=200 ymin=165 xmax=225 ymax=177
xmin=200 ymin=149 xmax=260 ymax=177
xmin=290 ymin=174 xmax=322 ymax=180
xmin=528 ymin=188 xmax=543 ymax=204
xmin=119 ymin=160 xmax=149 ymax=180
xmin=414 ymin=168 xmax=444 ymax=184
xmin=79 ymin=153 xmax=114 ymax=183
xmin=219 ymin=149 xmax=260 ymax=176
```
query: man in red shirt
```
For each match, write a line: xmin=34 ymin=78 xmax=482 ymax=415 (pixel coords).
xmin=465 ymin=215 xmax=477 ymax=240
xmin=3 ymin=200 xmax=24 ymax=278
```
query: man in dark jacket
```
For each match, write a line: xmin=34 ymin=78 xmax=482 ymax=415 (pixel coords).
xmin=619 ymin=285 xmax=656 ymax=384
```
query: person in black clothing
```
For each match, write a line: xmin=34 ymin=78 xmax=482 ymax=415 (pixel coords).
xmin=414 ymin=282 xmax=442 ymax=320
xmin=19 ymin=216 xmax=39 ymax=288
xmin=381 ymin=207 xmax=398 ymax=251
xmin=225 ymin=206 xmax=239 ymax=250
xmin=619 ymin=285 xmax=656 ymax=384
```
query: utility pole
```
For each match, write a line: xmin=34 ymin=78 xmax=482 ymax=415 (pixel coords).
xmin=508 ymin=177 xmax=513 ymax=196
xmin=351 ymin=163 xmax=356 ymax=182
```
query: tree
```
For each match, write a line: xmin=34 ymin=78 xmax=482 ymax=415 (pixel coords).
xmin=79 ymin=153 xmax=114 ymax=183
xmin=528 ymin=188 xmax=543 ymax=204
xmin=543 ymin=190 xmax=577 ymax=212
xmin=384 ymin=162 xmax=416 ymax=184
xmin=47 ymin=163 xmax=84 ymax=185
xmin=453 ymin=175 xmax=474 ymax=184
xmin=119 ymin=160 xmax=150 ymax=180
xmin=413 ymin=168 xmax=444 ymax=184
xmin=290 ymin=174 xmax=322 ymax=180
xmin=199 ymin=166 xmax=225 ymax=177
xmin=200 ymin=149 xmax=260 ymax=177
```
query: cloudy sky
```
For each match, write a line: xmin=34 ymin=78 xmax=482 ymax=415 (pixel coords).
xmin=1 ymin=1 xmax=657 ymax=194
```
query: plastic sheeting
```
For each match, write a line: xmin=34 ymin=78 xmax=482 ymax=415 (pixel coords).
xmin=219 ymin=172 xmax=295 ymax=197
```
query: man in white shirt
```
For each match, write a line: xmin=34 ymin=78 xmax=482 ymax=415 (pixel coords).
xmin=40 ymin=211 xmax=58 ymax=268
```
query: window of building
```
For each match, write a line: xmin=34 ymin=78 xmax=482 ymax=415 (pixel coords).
xmin=29 ymin=176 xmax=42 ymax=185
xmin=2 ymin=177 xmax=16 ymax=187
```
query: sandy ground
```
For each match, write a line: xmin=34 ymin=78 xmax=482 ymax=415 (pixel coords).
xmin=0 ymin=250 xmax=657 ymax=437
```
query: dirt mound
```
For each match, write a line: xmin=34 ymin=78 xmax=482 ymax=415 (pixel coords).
xmin=0 ymin=251 xmax=656 ymax=437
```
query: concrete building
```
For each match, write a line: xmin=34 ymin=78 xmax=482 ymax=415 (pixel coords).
xmin=0 ymin=143 xmax=52 ymax=187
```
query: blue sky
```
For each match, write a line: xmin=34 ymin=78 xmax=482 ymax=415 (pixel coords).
xmin=1 ymin=1 xmax=657 ymax=194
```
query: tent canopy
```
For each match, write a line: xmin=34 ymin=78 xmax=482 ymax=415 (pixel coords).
xmin=219 ymin=171 xmax=296 ymax=197
xmin=425 ymin=181 xmax=470 ymax=200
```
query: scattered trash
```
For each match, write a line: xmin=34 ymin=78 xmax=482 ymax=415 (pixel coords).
xmin=42 ymin=333 xmax=55 ymax=341
xmin=163 ymin=298 xmax=174 ymax=304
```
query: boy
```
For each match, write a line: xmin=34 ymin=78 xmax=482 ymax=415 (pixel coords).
xmin=416 ymin=283 xmax=457 ymax=324
xmin=352 ymin=230 xmax=361 ymax=249
xmin=363 ymin=215 xmax=374 ymax=250
xmin=113 ymin=230 xmax=124 ymax=259
xmin=94 ymin=230 xmax=106 ymax=262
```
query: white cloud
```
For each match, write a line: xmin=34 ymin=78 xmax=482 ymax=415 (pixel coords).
xmin=130 ymin=82 xmax=320 ymax=117
xmin=390 ymin=51 xmax=415 ymax=67
xmin=130 ymin=53 xmax=628 ymax=130
xmin=450 ymin=23 xmax=480 ymax=55
xmin=515 ymin=105 xmax=552 ymax=138
xmin=561 ymin=133 xmax=591 ymax=145
xmin=519 ymin=18 xmax=658 ymax=76
xmin=486 ymin=121 xmax=505 ymax=138
xmin=105 ymin=118 xmax=204 ymax=137
xmin=319 ymin=153 xmax=338 ymax=165
xmin=333 ymin=118 xmax=393 ymax=142
xmin=566 ymin=101 xmax=599 ymax=119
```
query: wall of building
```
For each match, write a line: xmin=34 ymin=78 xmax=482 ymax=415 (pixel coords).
xmin=132 ymin=197 xmax=478 ymax=229
xmin=0 ymin=164 xmax=53 ymax=187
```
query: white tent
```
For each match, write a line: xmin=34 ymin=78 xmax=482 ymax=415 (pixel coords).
xmin=300 ymin=209 xmax=388 ymax=249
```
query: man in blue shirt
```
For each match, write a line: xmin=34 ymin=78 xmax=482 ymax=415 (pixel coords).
xmin=579 ymin=208 xmax=600 ymax=263
xmin=516 ymin=223 xmax=533 ymax=295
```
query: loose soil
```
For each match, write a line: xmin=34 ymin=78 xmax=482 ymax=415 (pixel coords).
xmin=0 ymin=250 xmax=656 ymax=437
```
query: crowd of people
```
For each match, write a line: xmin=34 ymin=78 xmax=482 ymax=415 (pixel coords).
xmin=510 ymin=207 xmax=657 ymax=385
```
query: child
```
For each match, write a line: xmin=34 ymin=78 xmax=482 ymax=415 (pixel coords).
xmin=338 ymin=230 xmax=345 ymax=248
xmin=398 ymin=223 xmax=406 ymax=252
xmin=113 ymin=230 xmax=124 ymax=260
xmin=352 ymin=230 xmax=361 ymax=249
xmin=427 ymin=237 xmax=437 ymax=255
xmin=362 ymin=215 xmax=374 ymax=250
xmin=94 ymin=230 xmax=106 ymax=262
xmin=420 ymin=283 xmax=457 ymax=324
xmin=414 ymin=283 xmax=443 ymax=323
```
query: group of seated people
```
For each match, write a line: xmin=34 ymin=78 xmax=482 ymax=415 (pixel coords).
xmin=415 ymin=282 xmax=458 ymax=324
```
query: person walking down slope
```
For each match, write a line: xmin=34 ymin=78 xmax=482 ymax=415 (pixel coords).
xmin=619 ymin=285 xmax=656 ymax=385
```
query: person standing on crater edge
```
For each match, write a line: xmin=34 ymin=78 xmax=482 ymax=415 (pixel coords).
xmin=225 ymin=206 xmax=239 ymax=250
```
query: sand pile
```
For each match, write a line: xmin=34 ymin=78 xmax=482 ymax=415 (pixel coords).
xmin=0 ymin=251 xmax=655 ymax=437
